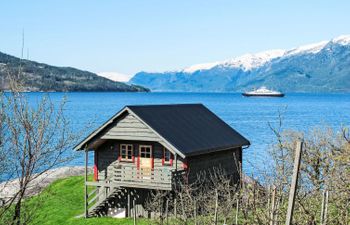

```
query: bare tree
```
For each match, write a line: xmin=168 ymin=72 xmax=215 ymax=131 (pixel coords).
xmin=0 ymin=64 xmax=80 ymax=225
xmin=0 ymin=93 xmax=9 ymax=180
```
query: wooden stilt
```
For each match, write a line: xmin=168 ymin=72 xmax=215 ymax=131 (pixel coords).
xmin=127 ymin=190 xmax=131 ymax=218
xmin=165 ymin=199 xmax=169 ymax=225
xmin=133 ymin=199 xmax=137 ymax=225
xmin=84 ymin=149 xmax=88 ymax=218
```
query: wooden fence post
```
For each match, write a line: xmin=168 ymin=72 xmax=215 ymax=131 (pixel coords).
xmin=235 ymin=198 xmax=239 ymax=225
xmin=214 ymin=189 xmax=218 ymax=225
xmin=193 ymin=200 xmax=197 ymax=225
xmin=160 ymin=198 xmax=163 ymax=225
xmin=345 ymin=200 xmax=349 ymax=225
xmin=180 ymin=193 xmax=186 ymax=222
xmin=174 ymin=197 xmax=177 ymax=218
xmin=267 ymin=185 xmax=271 ymax=217
xmin=165 ymin=199 xmax=169 ymax=225
xmin=320 ymin=190 xmax=329 ymax=225
xmin=270 ymin=185 xmax=276 ymax=225
xmin=285 ymin=141 xmax=303 ymax=225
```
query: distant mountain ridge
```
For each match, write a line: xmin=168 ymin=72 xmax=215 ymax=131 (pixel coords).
xmin=130 ymin=35 xmax=350 ymax=93
xmin=0 ymin=51 xmax=149 ymax=92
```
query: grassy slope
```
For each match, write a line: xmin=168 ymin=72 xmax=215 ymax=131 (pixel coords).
xmin=28 ymin=176 xmax=150 ymax=225
xmin=26 ymin=176 xmax=245 ymax=225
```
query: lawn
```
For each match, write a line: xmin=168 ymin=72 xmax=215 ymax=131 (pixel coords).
xmin=28 ymin=176 xmax=151 ymax=225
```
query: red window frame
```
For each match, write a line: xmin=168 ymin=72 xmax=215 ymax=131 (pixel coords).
xmin=138 ymin=145 xmax=154 ymax=169
xmin=119 ymin=144 xmax=134 ymax=162
xmin=162 ymin=148 xmax=173 ymax=166
xmin=93 ymin=151 xmax=98 ymax=181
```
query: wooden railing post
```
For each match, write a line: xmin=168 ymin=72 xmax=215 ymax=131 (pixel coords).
xmin=285 ymin=141 xmax=303 ymax=225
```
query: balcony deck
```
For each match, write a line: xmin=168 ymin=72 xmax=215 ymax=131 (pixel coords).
xmin=86 ymin=166 xmax=185 ymax=191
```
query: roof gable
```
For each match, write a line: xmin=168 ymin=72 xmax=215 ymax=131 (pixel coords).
xmin=101 ymin=113 xmax=160 ymax=141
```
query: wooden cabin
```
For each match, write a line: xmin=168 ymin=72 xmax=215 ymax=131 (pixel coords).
xmin=74 ymin=104 xmax=250 ymax=218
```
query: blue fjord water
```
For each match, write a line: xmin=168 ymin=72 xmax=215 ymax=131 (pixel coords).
xmin=27 ymin=92 xmax=350 ymax=176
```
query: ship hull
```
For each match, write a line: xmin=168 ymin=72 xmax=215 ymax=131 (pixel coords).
xmin=242 ymin=93 xmax=285 ymax=97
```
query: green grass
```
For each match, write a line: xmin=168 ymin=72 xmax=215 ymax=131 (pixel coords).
xmin=27 ymin=176 xmax=151 ymax=225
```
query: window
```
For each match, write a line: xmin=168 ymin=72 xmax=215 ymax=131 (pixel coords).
xmin=139 ymin=145 xmax=152 ymax=158
xmin=120 ymin=144 xmax=133 ymax=162
xmin=163 ymin=148 xmax=173 ymax=166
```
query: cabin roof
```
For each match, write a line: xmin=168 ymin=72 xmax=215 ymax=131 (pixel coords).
xmin=74 ymin=104 xmax=250 ymax=157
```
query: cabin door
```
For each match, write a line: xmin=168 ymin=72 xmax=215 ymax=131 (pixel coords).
xmin=139 ymin=145 xmax=152 ymax=179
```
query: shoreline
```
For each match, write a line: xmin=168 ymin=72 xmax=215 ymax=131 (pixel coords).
xmin=0 ymin=166 xmax=92 ymax=202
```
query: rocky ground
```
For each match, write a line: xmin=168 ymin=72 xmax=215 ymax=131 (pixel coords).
xmin=0 ymin=166 xmax=92 ymax=204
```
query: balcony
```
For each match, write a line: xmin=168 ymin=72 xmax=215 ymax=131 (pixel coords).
xmin=86 ymin=165 xmax=186 ymax=191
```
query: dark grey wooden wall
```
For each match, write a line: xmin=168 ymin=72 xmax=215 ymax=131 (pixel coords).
xmin=186 ymin=147 xmax=242 ymax=184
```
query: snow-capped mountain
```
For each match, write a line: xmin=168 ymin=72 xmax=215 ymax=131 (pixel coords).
xmin=222 ymin=49 xmax=286 ymax=71
xmin=130 ymin=35 xmax=350 ymax=92
xmin=97 ymin=72 xmax=132 ymax=82
xmin=182 ymin=49 xmax=285 ymax=73
xmin=182 ymin=35 xmax=350 ymax=73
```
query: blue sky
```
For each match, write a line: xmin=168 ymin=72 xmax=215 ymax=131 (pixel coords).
xmin=1 ymin=0 xmax=350 ymax=80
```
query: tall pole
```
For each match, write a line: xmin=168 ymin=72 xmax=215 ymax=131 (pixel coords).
xmin=85 ymin=149 xmax=89 ymax=218
xmin=285 ymin=141 xmax=303 ymax=225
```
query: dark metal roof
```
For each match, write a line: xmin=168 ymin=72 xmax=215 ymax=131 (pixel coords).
xmin=127 ymin=104 xmax=250 ymax=157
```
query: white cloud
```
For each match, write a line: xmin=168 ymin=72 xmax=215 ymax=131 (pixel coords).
xmin=97 ymin=72 xmax=133 ymax=82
